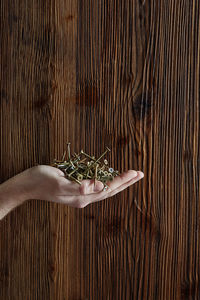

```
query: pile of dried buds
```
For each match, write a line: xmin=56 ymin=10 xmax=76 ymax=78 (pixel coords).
xmin=50 ymin=142 xmax=120 ymax=191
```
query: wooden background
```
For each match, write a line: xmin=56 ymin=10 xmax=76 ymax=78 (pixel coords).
xmin=0 ymin=0 xmax=200 ymax=299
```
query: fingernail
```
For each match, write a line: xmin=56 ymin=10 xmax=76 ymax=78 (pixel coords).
xmin=94 ymin=181 xmax=104 ymax=192
xmin=127 ymin=170 xmax=138 ymax=177
xmin=132 ymin=171 xmax=138 ymax=177
xmin=137 ymin=171 xmax=144 ymax=178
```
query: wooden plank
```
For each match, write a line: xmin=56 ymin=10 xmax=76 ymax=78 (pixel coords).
xmin=0 ymin=0 xmax=57 ymax=299
xmin=0 ymin=0 xmax=200 ymax=299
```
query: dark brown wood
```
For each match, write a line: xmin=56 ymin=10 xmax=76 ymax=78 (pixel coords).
xmin=0 ymin=0 xmax=200 ymax=299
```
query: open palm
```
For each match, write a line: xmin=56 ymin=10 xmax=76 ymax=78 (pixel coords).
xmin=25 ymin=165 xmax=144 ymax=208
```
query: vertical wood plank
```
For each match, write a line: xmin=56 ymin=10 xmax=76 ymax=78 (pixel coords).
xmin=0 ymin=0 xmax=200 ymax=299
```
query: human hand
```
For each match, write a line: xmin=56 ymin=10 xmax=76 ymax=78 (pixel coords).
xmin=24 ymin=165 xmax=144 ymax=208
xmin=0 ymin=165 xmax=144 ymax=219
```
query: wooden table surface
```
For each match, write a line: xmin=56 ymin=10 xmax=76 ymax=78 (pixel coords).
xmin=0 ymin=1 xmax=200 ymax=299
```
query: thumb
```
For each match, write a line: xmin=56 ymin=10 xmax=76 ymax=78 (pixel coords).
xmin=93 ymin=180 xmax=104 ymax=192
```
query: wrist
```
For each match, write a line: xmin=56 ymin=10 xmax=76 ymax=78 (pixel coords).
xmin=0 ymin=169 xmax=32 ymax=220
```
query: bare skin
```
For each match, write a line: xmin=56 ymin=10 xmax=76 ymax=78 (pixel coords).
xmin=0 ymin=165 xmax=144 ymax=220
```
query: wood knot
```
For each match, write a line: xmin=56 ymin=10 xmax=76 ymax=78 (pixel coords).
xmin=66 ymin=15 xmax=75 ymax=23
xmin=183 ymin=149 xmax=193 ymax=161
xmin=131 ymin=91 xmax=153 ymax=120
xmin=181 ymin=279 xmax=199 ymax=298
xmin=74 ymin=81 xmax=99 ymax=108
xmin=96 ymin=216 xmax=126 ymax=250
xmin=122 ymin=71 xmax=134 ymax=85
xmin=116 ymin=135 xmax=130 ymax=147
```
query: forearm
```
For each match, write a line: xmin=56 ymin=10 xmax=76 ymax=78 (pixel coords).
xmin=0 ymin=170 xmax=31 ymax=220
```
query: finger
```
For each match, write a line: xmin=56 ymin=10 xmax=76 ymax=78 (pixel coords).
xmin=79 ymin=179 xmax=105 ymax=195
xmin=104 ymin=170 xmax=138 ymax=191
xmin=68 ymin=170 xmax=143 ymax=205
xmin=101 ymin=171 xmax=144 ymax=200
xmin=57 ymin=177 xmax=104 ymax=196
xmin=63 ymin=170 xmax=137 ymax=196
xmin=89 ymin=171 xmax=144 ymax=204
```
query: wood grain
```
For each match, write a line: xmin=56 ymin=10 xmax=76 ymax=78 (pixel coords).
xmin=0 ymin=0 xmax=200 ymax=299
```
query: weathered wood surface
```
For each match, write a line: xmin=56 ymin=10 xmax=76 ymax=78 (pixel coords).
xmin=0 ymin=0 xmax=200 ymax=299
